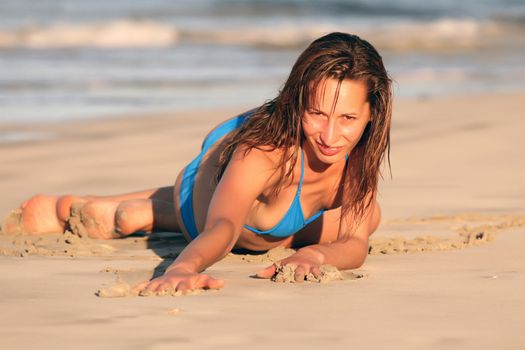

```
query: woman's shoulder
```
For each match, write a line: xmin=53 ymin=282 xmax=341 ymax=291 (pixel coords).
xmin=233 ymin=144 xmax=299 ymax=189
xmin=231 ymin=143 xmax=284 ymax=169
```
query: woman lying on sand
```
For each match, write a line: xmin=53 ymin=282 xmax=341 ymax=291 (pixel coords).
xmin=3 ymin=32 xmax=391 ymax=292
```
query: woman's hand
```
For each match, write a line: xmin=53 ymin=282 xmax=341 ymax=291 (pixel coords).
xmin=256 ymin=248 xmax=324 ymax=282
xmin=133 ymin=267 xmax=224 ymax=295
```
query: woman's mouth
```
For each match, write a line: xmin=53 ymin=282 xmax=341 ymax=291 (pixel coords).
xmin=316 ymin=142 xmax=343 ymax=156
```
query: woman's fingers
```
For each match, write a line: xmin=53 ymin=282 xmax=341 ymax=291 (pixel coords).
xmin=176 ymin=280 xmax=191 ymax=293
xmin=131 ymin=280 xmax=160 ymax=295
xmin=156 ymin=281 xmax=176 ymax=293
xmin=132 ymin=274 xmax=225 ymax=295
xmin=190 ymin=274 xmax=225 ymax=290
xmin=255 ymin=260 xmax=322 ymax=283
xmin=294 ymin=265 xmax=307 ymax=282
xmin=310 ymin=266 xmax=321 ymax=279
xmin=256 ymin=264 xmax=278 ymax=279
xmin=205 ymin=276 xmax=225 ymax=290
xmin=172 ymin=275 xmax=224 ymax=292
xmin=176 ymin=274 xmax=202 ymax=292
xmin=131 ymin=280 xmax=150 ymax=294
xmin=256 ymin=263 xmax=321 ymax=281
xmin=258 ymin=250 xmax=324 ymax=282
xmin=143 ymin=279 xmax=162 ymax=293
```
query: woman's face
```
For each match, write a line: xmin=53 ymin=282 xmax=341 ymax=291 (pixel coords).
xmin=302 ymin=78 xmax=371 ymax=166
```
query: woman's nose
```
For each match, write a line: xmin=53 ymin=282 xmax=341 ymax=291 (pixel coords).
xmin=320 ymin=119 xmax=338 ymax=145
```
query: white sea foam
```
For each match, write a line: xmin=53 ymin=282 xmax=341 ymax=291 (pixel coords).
xmin=395 ymin=68 xmax=470 ymax=83
xmin=0 ymin=18 xmax=520 ymax=51
xmin=364 ymin=18 xmax=507 ymax=51
xmin=0 ymin=20 xmax=178 ymax=48
xmin=181 ymin=24 xmax=338 ymax=48
xmin=181 ymin=18 xmax=519 ymax=51
xmin=0 ymin=131 xmax=55 ymax=143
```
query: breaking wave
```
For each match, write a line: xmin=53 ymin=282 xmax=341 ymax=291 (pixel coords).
xmin=0 ymin=20 xmax=178 ymax=48
xmin=0 ymin=17 xmax=522 ymax=51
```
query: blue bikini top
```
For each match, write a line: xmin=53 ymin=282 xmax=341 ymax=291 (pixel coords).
xmin=180 ymin=112 xmax=326 ymax=240
xmin=243 ymin=148 xmax=325 ymax=238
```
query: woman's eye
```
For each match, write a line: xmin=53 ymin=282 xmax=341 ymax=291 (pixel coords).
xmin=344 ymin=115 xmax=356 ymax=121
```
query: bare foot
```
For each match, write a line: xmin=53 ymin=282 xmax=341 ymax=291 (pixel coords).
xmin=66 ymin=199 xmax=155 ymax=239
xmin=67 ymin=201 xmax=121 ymax=239
xmin=1 ymin=194 xmax=63 ymax=235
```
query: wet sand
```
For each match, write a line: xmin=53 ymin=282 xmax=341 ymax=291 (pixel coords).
xmin=0 ymin=92 xmax=524 ymax=349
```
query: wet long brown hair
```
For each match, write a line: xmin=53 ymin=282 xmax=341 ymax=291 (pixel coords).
xmin=217 ymin=32 xmax=392 ymax=235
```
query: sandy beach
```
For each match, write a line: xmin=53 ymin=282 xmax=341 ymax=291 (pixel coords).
xmin=1 ymin=92 xmax=524 ymax=349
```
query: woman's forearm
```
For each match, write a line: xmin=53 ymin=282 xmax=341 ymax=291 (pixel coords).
xmin=166 ymin=219 xmax=238 ymax=273
xmin=298 ymin=235 xmax=369 ymax=270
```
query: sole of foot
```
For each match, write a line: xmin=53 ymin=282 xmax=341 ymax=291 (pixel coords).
xmin=67 ymin=200 xmax=122 ymax=240
xmin=1 ymin=194 xmax=63 ymax=235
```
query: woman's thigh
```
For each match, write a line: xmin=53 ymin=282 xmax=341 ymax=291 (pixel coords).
xmin=172 ymin=166 xmax=193 ymax=243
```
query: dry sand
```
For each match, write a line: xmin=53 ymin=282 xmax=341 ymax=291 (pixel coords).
xmin=0 ymin=92 xmax=524 ymax=349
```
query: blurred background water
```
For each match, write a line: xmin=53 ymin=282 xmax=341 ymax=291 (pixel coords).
xmin=0 ymin=0 xmax=524 ymax=124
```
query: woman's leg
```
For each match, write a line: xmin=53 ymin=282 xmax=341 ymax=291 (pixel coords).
xmin=79 ymin=186 xmax=174 ymax=203
xmin=1 ymin=186 xmax=175 ymax=236
xmin=55 ymin=186 xmax=174 ymax=223
xmin=58 ymin=178 xmax=185 ymax=239
xmin=118 ymin=198 xmax=180 ymax=234
xmin=67 ymin=198 xmax=180 ymax=239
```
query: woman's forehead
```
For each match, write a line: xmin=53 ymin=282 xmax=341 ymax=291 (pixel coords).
xmin=308 ymin=78 xmax=369 ymax=111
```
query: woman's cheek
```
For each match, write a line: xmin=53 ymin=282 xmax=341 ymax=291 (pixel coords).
xmin=303 ymin=117 xmax=324 ymax=135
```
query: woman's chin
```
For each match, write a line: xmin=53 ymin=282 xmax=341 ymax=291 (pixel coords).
xmin=312 ymin=151 xmax=347 ymax=166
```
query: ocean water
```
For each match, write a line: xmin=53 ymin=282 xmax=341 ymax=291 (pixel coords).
xmin=0 ymin=0 xmax=524 ymax=124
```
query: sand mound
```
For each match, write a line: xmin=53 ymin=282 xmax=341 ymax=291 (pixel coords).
xmin=271 ymin=264 xmax=344 ymax=283
xmin=1 ymin=209 xmax=24 ymax=235
xmin=369 ymin=213 xmax=525 ymax=255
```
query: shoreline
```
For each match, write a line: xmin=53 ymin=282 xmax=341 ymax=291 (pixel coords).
xmin=1 ymin=88 xmax=524 ymax=127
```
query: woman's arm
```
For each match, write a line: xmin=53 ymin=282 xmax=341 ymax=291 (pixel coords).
xmin=136 ymin=219 xmax=239 ymax=293
xmin=257 ymin=199 xmax=380 ymax=280
xmin=296 ymin=200 xmax=379 ymax=270
xmin=135 ymin=147 xmax=276 ymax=293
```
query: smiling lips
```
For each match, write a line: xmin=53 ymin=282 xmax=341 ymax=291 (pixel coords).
xmin=316 ymin=142 xmax=344 ymax=156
